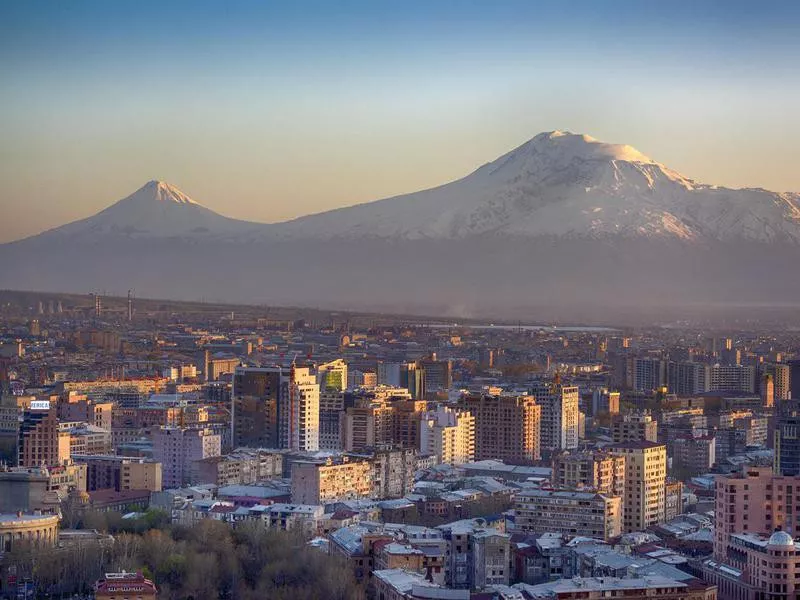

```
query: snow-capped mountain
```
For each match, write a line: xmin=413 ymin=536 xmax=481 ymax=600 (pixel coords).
xmin=274 ymin=131 xmax=800 ymax=243
xmin=2 ymin=131 xmax=799 ymax=320
xmin=38 ymin=180 xmax=262 ymax=240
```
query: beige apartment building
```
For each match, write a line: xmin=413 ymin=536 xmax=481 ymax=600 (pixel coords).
xmin=459 ymin=392 xmax=541 ymax=463
xmin=552 ymin=449 xmax=625 ymax=498
xmin=514 ymin=488 xmax=622 ymax=541
xmin=291 ymin=456 xmax=372 ymax=504
xmin=612 ymin=411 xmax=658 ymax=443
xmin=612 ymin=440 xmax=667 ymax=533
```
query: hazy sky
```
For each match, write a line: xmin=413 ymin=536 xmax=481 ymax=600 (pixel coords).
xmin=2 ymin=0 xmax=799 ymax=243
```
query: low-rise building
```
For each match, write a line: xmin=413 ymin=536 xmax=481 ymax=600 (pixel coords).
xmin=291 ymin=456 xmax=373 ymax=504
xmin=95 ymin=572 xmax=157 ymax=600
xmin=514 ymin=489 xmax=622 ymax=542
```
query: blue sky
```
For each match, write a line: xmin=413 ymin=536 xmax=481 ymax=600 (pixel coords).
xmin=1 ymin=0 xmax=799 ymax=242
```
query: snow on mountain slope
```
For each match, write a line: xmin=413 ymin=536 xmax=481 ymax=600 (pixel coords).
xmin=34 ymin=180 xmax=264 ymax=240
xmin=10 ymin=131 xmax=800 ymax=246
xmin=272 ymin=131 xmax=800 ymax=243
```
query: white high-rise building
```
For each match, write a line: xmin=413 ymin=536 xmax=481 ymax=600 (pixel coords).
xmin=281 ymin=366 xmax=320 ymax=452
xmin=419 ymin=406 xmax=475 ymax=465
xmin=531 ymin=380 xmax=580 ymax=452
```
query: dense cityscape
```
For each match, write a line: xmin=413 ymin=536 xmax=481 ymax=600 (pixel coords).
xmin=1 ymin=290 xmax=798 ymax=599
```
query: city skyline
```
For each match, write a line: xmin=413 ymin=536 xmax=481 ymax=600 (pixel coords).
xmin=2 ymin=0 xmax=800 ymax=244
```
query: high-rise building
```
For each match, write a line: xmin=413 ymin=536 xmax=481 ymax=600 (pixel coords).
xmin=713 ymin=465 xmax=800 ymax=552
xmin=458 ymin=392 xmax=541 ymax=463
xmin=774 ymin=400 xmax=800 ymax=477
xmin=419 ymin=406 xmax=475 ymax=464
xmin=710 ymin=364 xmax=755 ymax=394
xmin=282 ymin=365 xmax=320 ymax=452
xmin=342 ymin=393 xmax=425 ymax=453
xmin=760 ymin=373 xmax=775 ymax=408
xmin=611 ymin=441 xmax=667 ymax=533
xmin=419 ymin=355 xmax=453 ymax=393
xmin=231 ymin=367 xmax=281 ymax=448
xmin=318 ymin=388 xmax=345 ymax=451
xmin=611 ymin=411 xmax=658 ymax=443
xmin=400 ymin=362 xmax=426 ymax=400
xmin=316 ymin=359 xmax=348 ymax=391
xmin=666 ymin=361 xmax=710 ymax=396
xmin=763 ymin=363 xmax=791 ymax=401
xmin=789 ymin=359 xmax=800 ymax=400
xmin=632 ymin=358 xmax=666 ymax=393
xmin=530 ymin=380 xmax=580 ymax=453
xmin=18 ymin=403 xmax=70 ymax=468
xmin=153 ymin=426 xmax=221 ymax=488
xmin=231 ymin=365 xmax=320 ymax=452
xmin=591 ymin=388 xmax=620 ymax=417
xmin=552 ymin=449 xmax=625 ymax=498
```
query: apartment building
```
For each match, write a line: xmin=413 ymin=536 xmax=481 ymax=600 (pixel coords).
xmin=552 ymin=449 xmax=625 ymax=498
xmin=419 ymin=406 xmax=475 ymax=465
xmin=458 ymin=392 xmax=541 ymax=463
xmin=290 ymin=456 xmax=372 ymax=504
xmin=514 ymin=488 xmax=622 ymax=541
xmin=612 ymin=441 xmax=667 ymax=533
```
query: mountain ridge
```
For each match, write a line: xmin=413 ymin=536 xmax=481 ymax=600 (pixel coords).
xmin=6 ymin=131 xmax=800 ymax=245
xmin=2 ymin=130 xmax=799 ymax=319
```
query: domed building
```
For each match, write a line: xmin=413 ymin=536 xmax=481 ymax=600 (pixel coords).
xmin=704 ymin=528 xmax=799 ymax=599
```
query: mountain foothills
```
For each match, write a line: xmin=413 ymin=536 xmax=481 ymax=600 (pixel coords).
xmin=2 ymin=131 xmax=799 ymax=319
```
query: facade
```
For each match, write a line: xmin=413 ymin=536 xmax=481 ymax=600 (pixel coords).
xmin=710 ymin=365 xmax=755 ymax=394
xmin=530 ymin=380 xmax=580 ymax=453
xmin=632 ymin=358 xmax=666 ymax=393
xmin=419 ymin=356 xmax=453 ymax=393
xmin=515 ymin=576 xmax=717 ymax=600
xmin=611 ymin=412 xmax=658 ymax=443
xmin=552 ymin=449 xmax=625 ymax=498
xmin=459 ymin=393 xmax=541 ymax=463
xmin=290 ymin=457 xmax=372 ymax=504
xmin=342 ymin=391 xmax=424 ymax=453
xmin=319 ymin=389 xmax=345 ymax=451
xmin=371 ymin=449 xmax=416 ymax=499
xmin=763 ymin=363 xmax=791 ymax=401
xmin=0 ymin=512 xmax=59 ymax=553
xmin=152 ymin=426 xmax=221 ymax=488
xmin=714 ymin=466 xmax=800 ymax=549
xmin=316 ymin=359 xmax=348 ymax=391
xmin=193 ymin=448 xmax=283 ymax=486
xmin=18 ymin=405 xmax=70 ymax=468
xmin=231 ymin=367 xmax=280 ymax=448
xmin=670 ymin=433 xmax=716 ymax=477
xmin=591 ymin=388 xmax=620 ymax=416
xmin=419 ymin=407 xmax=475 ymax=465
xmin=94 ymin=572 xmax=157 ymax=600
xmin=281 ymin=366 xmax=320 ymax=452
xmin=774 ymin=401 xmax=800 ymax=477
xmin=702 ymin=531 xmax=798 ymax=600
xmin=612 ymin=441 xmax=667 ymax=533
xmin=437 ymin=521 xmax=510 ymax=590
xmin=514 ymin=489 xmax=622 ymax=541
xmin=231 ymin=365 xmax=320 ymax=452
xmin=76 ymin=455 xmax=162 ymax=492
xmin=57 ymin=398 xmax=113 ymax=430
xmin=667 ymin=361 xmax=710 ymax=396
